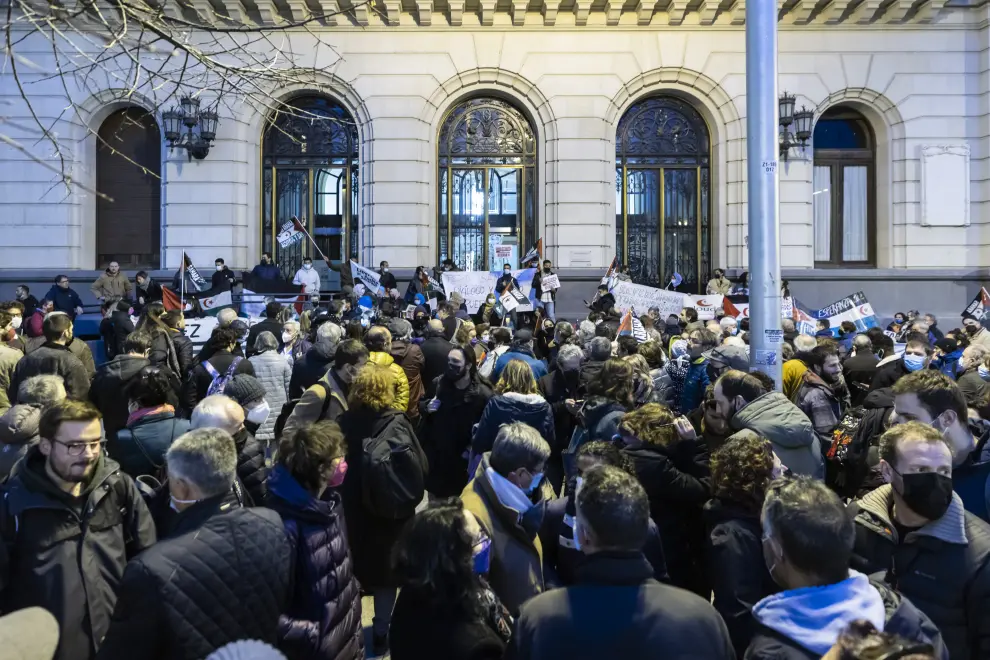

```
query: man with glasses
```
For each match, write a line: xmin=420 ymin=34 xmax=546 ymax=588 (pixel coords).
xmin=0 ymin=400 xmax=156 ymax=660
xmin=44 ymin=274 xmax=84 ymax=319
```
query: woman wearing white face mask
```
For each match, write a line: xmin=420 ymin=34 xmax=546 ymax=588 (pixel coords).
xmin=245 ymin=335 xmax=289 ymax=449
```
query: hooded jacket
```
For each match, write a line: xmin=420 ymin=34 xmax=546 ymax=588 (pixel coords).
xmin=290 ymin=342 xmax=336 ymax=399
xmin=8 ymin=341 xmax=90 ymax=403
xmin=368 ymin=351 xmax=409 ymax=413
xmin=745 ymin=572 xmax=948 ymax=660
xmin=0 ymin=448 xmax=157 ymax=660
xmin=850 ymin=485 xmax=990 ymax=660
xmin=110 ymin=408 xmax=190 ymax=481
xmin=729 ymin=392 xmax=824 ymax=479
xmin=91 ymin=271 xmax=133 ymax=300
xmin=99 ymin=311 xmax=135 ymax=362
xmin=843 ymin=350 xmax=879 ymax=407
xmin=679 ymin=358 xmax=711 ymax=414
xmin=266 ymin=465 xmax=363 ymax=660
xmin=472 ymin=392 xmax=555 ymax=457
xmin=492 ymin=345 xmax=548 ymax=382
xmin=0 ymin=403 xmax=40 ymax=480
xmin=248 ymin=350 xmax=291 ymax=443
xmin=90 ymin=354 xmax=152 ymax=438
xmin=390 ymin=340 xmax=425 ymax=420
xmin=0 ymin=344 xmax=21 ymax=415
xmin=44 ymin=284 xmax=83 ymax=318
xmin=792 ymin=370 xmax=844 ymax=443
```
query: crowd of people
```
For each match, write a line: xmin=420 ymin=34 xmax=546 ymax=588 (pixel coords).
xmin=0 ymin=262 xmax=987 ymax=660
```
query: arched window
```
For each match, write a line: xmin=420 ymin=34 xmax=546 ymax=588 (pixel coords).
xmin=438 ymin=97 xmax=536 ymax=271
xmin=262 ymin=96 xmax=358 ymax=280
xmin=813 ymin=106 xmax=876 ymax=266
xmin=615 ymin=96 xmax=711 ymax=291
xmin=96 ymin=107 xmax=161 ymax=269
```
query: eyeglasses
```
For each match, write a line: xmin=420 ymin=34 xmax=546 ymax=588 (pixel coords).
xmin=52 ymin=439 xmax=106 ymax=456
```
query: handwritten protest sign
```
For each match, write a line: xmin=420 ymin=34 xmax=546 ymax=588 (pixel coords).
xmin=442 ymin=271 xmax=496 ymax=313
xmin=540 ymin=274 xmax=560 ymax=290
xmin=610 ymin=281 xmax=683 ymax=317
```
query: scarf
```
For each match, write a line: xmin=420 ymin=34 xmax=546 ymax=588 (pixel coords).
xmin=127 ymin=404 xmax=175 ymax=427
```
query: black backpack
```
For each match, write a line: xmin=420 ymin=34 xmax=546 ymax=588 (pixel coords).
xmin=273 ymin=382 xmax=330 ymax=441
xmin=825 ymin=406 xmax=871 ymax=497
xmin=361 ymin=413 xmax=428 ymax=519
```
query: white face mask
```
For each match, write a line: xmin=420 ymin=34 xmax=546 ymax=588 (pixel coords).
xmin=246 ymin=401 xmax=271 ymax=425
xmin=281 ymin=331 xmax=294 ymax=344
xmin=382 ymin=267 xmax=389 ymax=273
xmin=303 ymin=263 xmax=312 ymax=270
xmin=10 ymin=317 xmax=21 ymax=330
xmin=216 ymin=265 xmax=223 ymax=271
xmin=170 ymin=495 xmax=200 ymax=512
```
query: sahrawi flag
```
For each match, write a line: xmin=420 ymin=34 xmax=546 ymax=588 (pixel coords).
xmin=962 ymin=287 xmax=990 ymax=323
xmin=198 ymin=289 xmax=234 ymax=316
xmin=618 ymin=309 xmax=649 ymax=343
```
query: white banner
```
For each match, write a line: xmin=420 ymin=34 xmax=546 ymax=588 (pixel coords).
xmin=685 ymin=295 xmax=723 ymax=320
xmin=610 ymin=281 xmax=684 ymax=318
xmin=350 ymin=262 xmax=382 ymax=291
xmin=540 ymin=273 xmax=560 ymax=290
xmin=442 ymin=271 xmax=496 ymax=313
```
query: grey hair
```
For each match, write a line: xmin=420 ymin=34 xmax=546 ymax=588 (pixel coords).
xmin=190 ymin=395 xmax=245 ymax=435
xmin=963 ymin=344 xmax=988 ymax=369
xmin=852 ymin=334 xmax=872 ymax=351
xmin=316 ymin=321 xmax=343 ymax=345
xmin=578 ymin=320 xmax=596 ymax=346
xmin=793 ymin=334 xmax=817 ymax=352
xmin=390 ymin=318 xmax=413 ymax=341
xmin=781 ymin=318 xmax=796 ymax=333
xmin=254 ymin=330 xmax=278 ymax=353
xmin=17 ymin=375 xmax=66 ymax=407
xmin=556 ymin=343 xmax=584 ymax=366
xmin=166 ymin=428 xmax=237 ymax=498
xmin=489 ymin=422 xmax=551 ymax=476
xmin=589 ymin=336 xmax=612 ymax=361
xmin=719 ymin=316 xmax=738 ymax=329
xmin=217 ymin=308 xmax=238 ymax=328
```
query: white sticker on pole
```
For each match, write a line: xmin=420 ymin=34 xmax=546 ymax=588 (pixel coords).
xmin=754 ymin=349 xmax=778 ymax=366
xmin=764 ymin=329 xmax=783 ymax=345
xmin=762 ymin=161 xmax=777 ymax=174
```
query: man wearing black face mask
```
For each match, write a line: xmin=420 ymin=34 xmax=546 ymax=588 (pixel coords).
xmin=849 ymin=422 xmax=990 ymax=660
xmin=538 ymin=344 xmax=584 ymax=492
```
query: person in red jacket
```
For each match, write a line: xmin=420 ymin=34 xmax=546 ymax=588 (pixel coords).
xmin=24 ymin=299 xmax=53 ymax=339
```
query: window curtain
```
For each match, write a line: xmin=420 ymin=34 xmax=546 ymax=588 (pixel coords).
xmin=813 ymin=165 xmax=831 ymax=262
xmin=842 ymin=166 xmax=868 ymax=262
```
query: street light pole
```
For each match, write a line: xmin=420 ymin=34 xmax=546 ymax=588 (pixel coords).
xmin=745 ymin=0 xmax=783 ymax=388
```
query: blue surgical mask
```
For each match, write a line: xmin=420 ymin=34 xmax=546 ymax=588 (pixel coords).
xmin=903 ymin=354 xmax=927 ymax=372
xmin=979 ymin=365 xmax=990 ymax=382
xmin=525 ymin=472 xmax=543 ymax=495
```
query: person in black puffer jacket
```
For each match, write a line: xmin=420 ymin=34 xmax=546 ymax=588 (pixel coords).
xmin=100 ymin=299 xmax=135 ymax=362
xmin=90 ymin=332 xmax=153 ymax=439
xmin=191 ymin=394 xmax=268 ymax=506
xmin=538 ymin=345 xmax=585 ymax=492
xmin=290 ymin=324 xmax=342 ymax=399
xmin=110 ymin=367 xmax=189 ymax=481
xmin=267 ymin=422 xmax=363 ymax=660
xmin=704 ymin=434 xmax=779 ymax=658
xmin=619 ymin=403 xmax=711 ymax=598
xmin=97 ymin=427 xmax=291 ymax=660
xmin=162 ymin=311 xmax=195 ymax=380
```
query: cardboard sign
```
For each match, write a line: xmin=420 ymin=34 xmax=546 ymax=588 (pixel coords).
xmin=404 ymin=304 xmax=416 ymax=320
xmin=541 ymin=274 xmax=560 ymax=290
xmin=610 ymin=281 xmax=684 ymax=318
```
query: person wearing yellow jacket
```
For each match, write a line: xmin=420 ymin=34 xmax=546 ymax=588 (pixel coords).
xmin=364 ymin=325 xmax=409 ymax=412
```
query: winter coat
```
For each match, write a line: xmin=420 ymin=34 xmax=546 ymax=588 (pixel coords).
xmin=211 ymin=266 xmax=237 ymax=290
xmin=246 ymin=319 xmax=285 ymax=358
xmin=290 ymin=342 xmax=335 ymax=399
xmin=0 ymin=403 xmax=40 ymax=481
xmin=169 ymin=330 xmax=194 ymax=378
xmin=729 ymin=392 xmax=823 ymax=479
xmin=707 ymin=276 xmax=733 ymax=295
xmin=625 ymin=441 xmax=711 ymax=595
xmin=249 ymin=350 xmax=291 ymax=443
xmin=390 ymin=585 xmax=507 ymax=660
xmin=539 ymin=369 xmax=582 ymax=452
xmin=744 ymin=574 xmax=948 ymax=660
xmin=17 ymin=294 xmax=39 ymax=318
xmin=843 ymin=351 xmax=879 ymax=407
xmin=420 ymin=335 xmax=454 ymax=398
xmin=0 ymin=344 xmax=21 ymax=415
xmin=1 ymin=448 xmax=157 ymax=660
xmin=281 ymin=370 xmax=350 ymax=442
xmin=99 ymin=311 xmax=135 ymax=362
xmin=24 ymin=310 xmax=45 ymax=338
xmin=678 ymin=358 xmax=710 ymax=414
xmin=969 ymin=327 xmax=990 ymax=352
xmin=871 ymin=358 xmax=911 ymax=391
xmin=339 ymin=407 xmax=424 ymax=589
xmin=461 ymin=453 xmax=547 ymax=615
xmin=933 ymin=349 xmax=964 ymax=380
xmin=579 ymin=397 xmax=626 ymax=445
xmin=492 ymin=346 xmax=548 ymax=382
xmin=90 ymin=354 xmax=152 ymax=438
xmin=95 ymin=496 xmax=291 ymax=660
xmin=953 ymin=450 xmax=990 ymax=522
xmin=532 ymin=269 xmax=556 ymax=302
xmin=110 ymin=409 xmax=190 ymax=481
xmin=540 ymin=491 xmax=667 ymax=588
xmin=704 ymin=498 xmax=778 ymax=657
xmin=266 ymin=465 xmax=363 ymax=660
xmin=479 ymin=344 xmax=510 ymax=380
xmin=136 ymin=280 xmax=163 ymax=307
xmin=368 ymin=351 xmax=409 ymax=412
xmin=145 ymin=330 xmax=181 ymax=382
xmin=419 ymin=376 xmax=494 ymax=497
xmin=91 ymin=271 xmax=133 ymax=300
xmin=67 ymin=337 xmax=97 ymax=379
xmin=390 ymin=340 xmax=425 ymax=419
xmin=472 ymin=392 xmax=555 ymax=457
xmin=292 ymin=267 xmax=322 ymax=296
xmin=506 ymin=551 xmax=735 ymax=660
xmin=792 ymin=370 xmax=843 ymax=444
xmin=251 ymin=263 xmax=282 ymax=281
xmin=184 ymin=350 xmax=256 ymax=410
xmin=9 ymin=341 xmax=90 ymax=402
xmin=378 ymin=270 xmax=398 ymax=292
xmin=328 ymin=261 xmax=353 ymax=291
xmin=958 ymin=368 xmax=990 ymax=408
xmin=850 ymin=485 xmax=990 ymax=660
xmin=232 ymin=428 xmax=268 ymax=507
xmin=45 ymin=284 xmax=83 ymax=317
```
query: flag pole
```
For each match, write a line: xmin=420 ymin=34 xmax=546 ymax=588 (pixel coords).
xmin=293 ymin=216 xmax=332 ymax=265
xmin=180 ymin=250 xmax=186 ymax=307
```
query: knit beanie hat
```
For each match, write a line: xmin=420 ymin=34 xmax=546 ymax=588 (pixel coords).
xmin=223 ymin=374 xmax=266 ymax=406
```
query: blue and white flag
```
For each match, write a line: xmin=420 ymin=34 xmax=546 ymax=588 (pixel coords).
xmin=793 ymin=291 xmax=878 ymax=336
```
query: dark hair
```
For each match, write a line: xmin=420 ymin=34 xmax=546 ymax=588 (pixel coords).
xmin=162 ymin=310 xmax=183 ymax=329
xmin=575 ymin=441 xmax=635 ymax=476
xmin=717 ymin=369 xmax=766 ymax=404
xmin=392 ymin=499 xmax=484 ymax=619
xmin=492 ymin=327 xmax=511 ymax=345
xmin=264 ymin=301 xmax=282 ymax=319
xmin=43 ymin=313 xmax=72 ymax=342
xmin=124 ymin=331 xmax=153 ymax=355
xmin=711 ymin=435 xmax=774 ymax=513
xmin=209 ymin=327 xmax=241 ymax=352
xmin=616 ymin=335 xmax=639 ymax=357
xmin=763 ymin=476 xmax=853 ymax=585
xmin=905 ymin=338 xmax=933 ymax=356
xmin=345 ymin=320 xmax=363 ymax=341
xmin=833 ymin=620 xmax=936 ymax=660
xmin=39 ymin=400 xmax=101 ymax=441
xmin=303 ymin=256 xmax=313 ymax=263
xmin=878 ymin=421 xmax=949 ymax=469
xmin=872 ymin=334 xmax=895 ymax=355
xmin=54 ymin=274 xmax=68 ymax=284
xmin=16 ymin=285 xmax=28 ymax=293
xmin=818 ymin=319 xmax=831 ymax=330
xmin=0 ymin=301 xmax=24 ymax=315
xmin=683 ymin=308 xmax=699 ymax=323
xmin=892 ymin=369 xmax=967 ymax=423
xmin=278 ymin=421 xmax=346 ymax=493
xmin=0 ymin=312 xmax=10 ymax=330
xmin=691 ymin=328 xmax=719 ymax=350
xmin=840 ymin=321 xmax=857 ymax=334
xmin=136 ymin=270 xmax=149 ymax=280
xmin=125 ymin=366 xmax=177 ymax=409
xmin=748 ymin=370 xmax=776 ymax=393
xmin=135 ymin=301 xmax=169 ymax=337
xmin=638 ymin=341 xmax=665 ymax=369
xmin=587 ymin=358 xmax=636 ymax=408
xmin=577 ymin=465 xmax=650 ymax=552
xmin=447 ymin=344 xmax=482 ymax=386
xmin=215 ymin=258 xmax=225 ymax=265
xmin=334 ymin=339 xmax=370 ymax=370
xmin=806 ymin=344 xmax=839 ymax=370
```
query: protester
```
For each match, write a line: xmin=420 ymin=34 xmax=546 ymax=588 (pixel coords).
xmin=932 ymin=337 xmax=963 ymax=379
xmin=110 ymin=366 xmax=189 ymax=481
xmin=0 ymin=314 xmax=20 ymax=416
xmin=9 ymin=312 xmax=90 ymax=401
xmin=97 ymin=427 xmax=291 ymax=660
xmin=793 ymin=344 xmax=847 ymax=443
xmin=90 ymin=332 xmax=154 ymax=438
xmin=783 ymin=334 xmax=817 ymax=400
xmin=184 ymin=327 xmax=256 ymax=409
xmin=14 ymin=284 xmax=39 ymax=318
xmin=420 ymin=345 xmax=494 ymax=498
xmin=213 ymin=257 xmax=238 ymax=290
xmin=680 ymin=328 xmax=719 ymax=414
xmin=247 ymin=302 xmax=286 ymax=357
xmin=281 ymin=339 xmax=368 ymax=439
xmin=191 ymin=393 xmax=268 ymax=507
xmin=490 ymin=329 xmax=545 ymax=382
xmin=715 ymin=370 xmax=823 ymax=478
xmin=289 ymin=321 xmax=342 ymax=399
xmin=251 ymin=252 xmax=281 ymax=281
xmin=507 ymin=464 xmax=734 ymax=660
xmin=849 ymin=421 xmax=990 ymax=659
xmin=705 ymin=434 xmax=778 ymax=657
xmin=97 ymin=299 xmax=133 ymax=362
xmin=365 ymin=326 xmax=409 ymax=413
xmin=748 ymin=476 xmax=947 ymax=659
xmin=248 ymin=331 xmax=291 ymax=446
xmin=478 ymin=326 xmax=511 ymax=380
xmin=844 ymin=334 xmax=879 ymax=407
xmin=707 ymin=268 xmax=732 ymax=295
xmin=872 ymin=339 xmax=931 ymax=391
xmin=23 ymin=298 xmax=50 ymax=338
xmin=0 ymin=375 xmax=62 ymax=480
xmin=328 ymin=257 xmax=357 ymax=295
xmin=390 ymin=500 xmax=512 ymax=660
xmin=280 ymin=319 xmax=308 ymax=368
xmin=538 ymin=344 xmax=584 ymax=490
xmin=387 ymin=318 xmax=425 ymax=421
xmin=472 ymin=360 xmax=554 ymax=470
xmin=963 ymin=315 xmax=990 ymax=351
xmin=134 ymin=270 xmax=163 ymax=308
xmin=532 ymin=259 xmax=558 ymax=321
xmin=0 ymin=400 xmax=156 ymax=660
xmin=91 ymin=261 xmax=132 ymax=301
xmin=462 ymin=422 xmax=551 ymax=615
xmin=956 ymin=344 xmax=990 ymax=406
xmin=338 ymin=364 xmax=427 ymax=656
xmin=824 ymin=620 xmax=939 ymax=660
xmin=135 ymin=301 xmax=183 ymax=380
xmin=266 ymin=421 xmax=362 ymax=660
xmin=570 ymin=358 xmax=636 ymax=457
xmin=45 ymin=275 xmax=84 ymax=319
